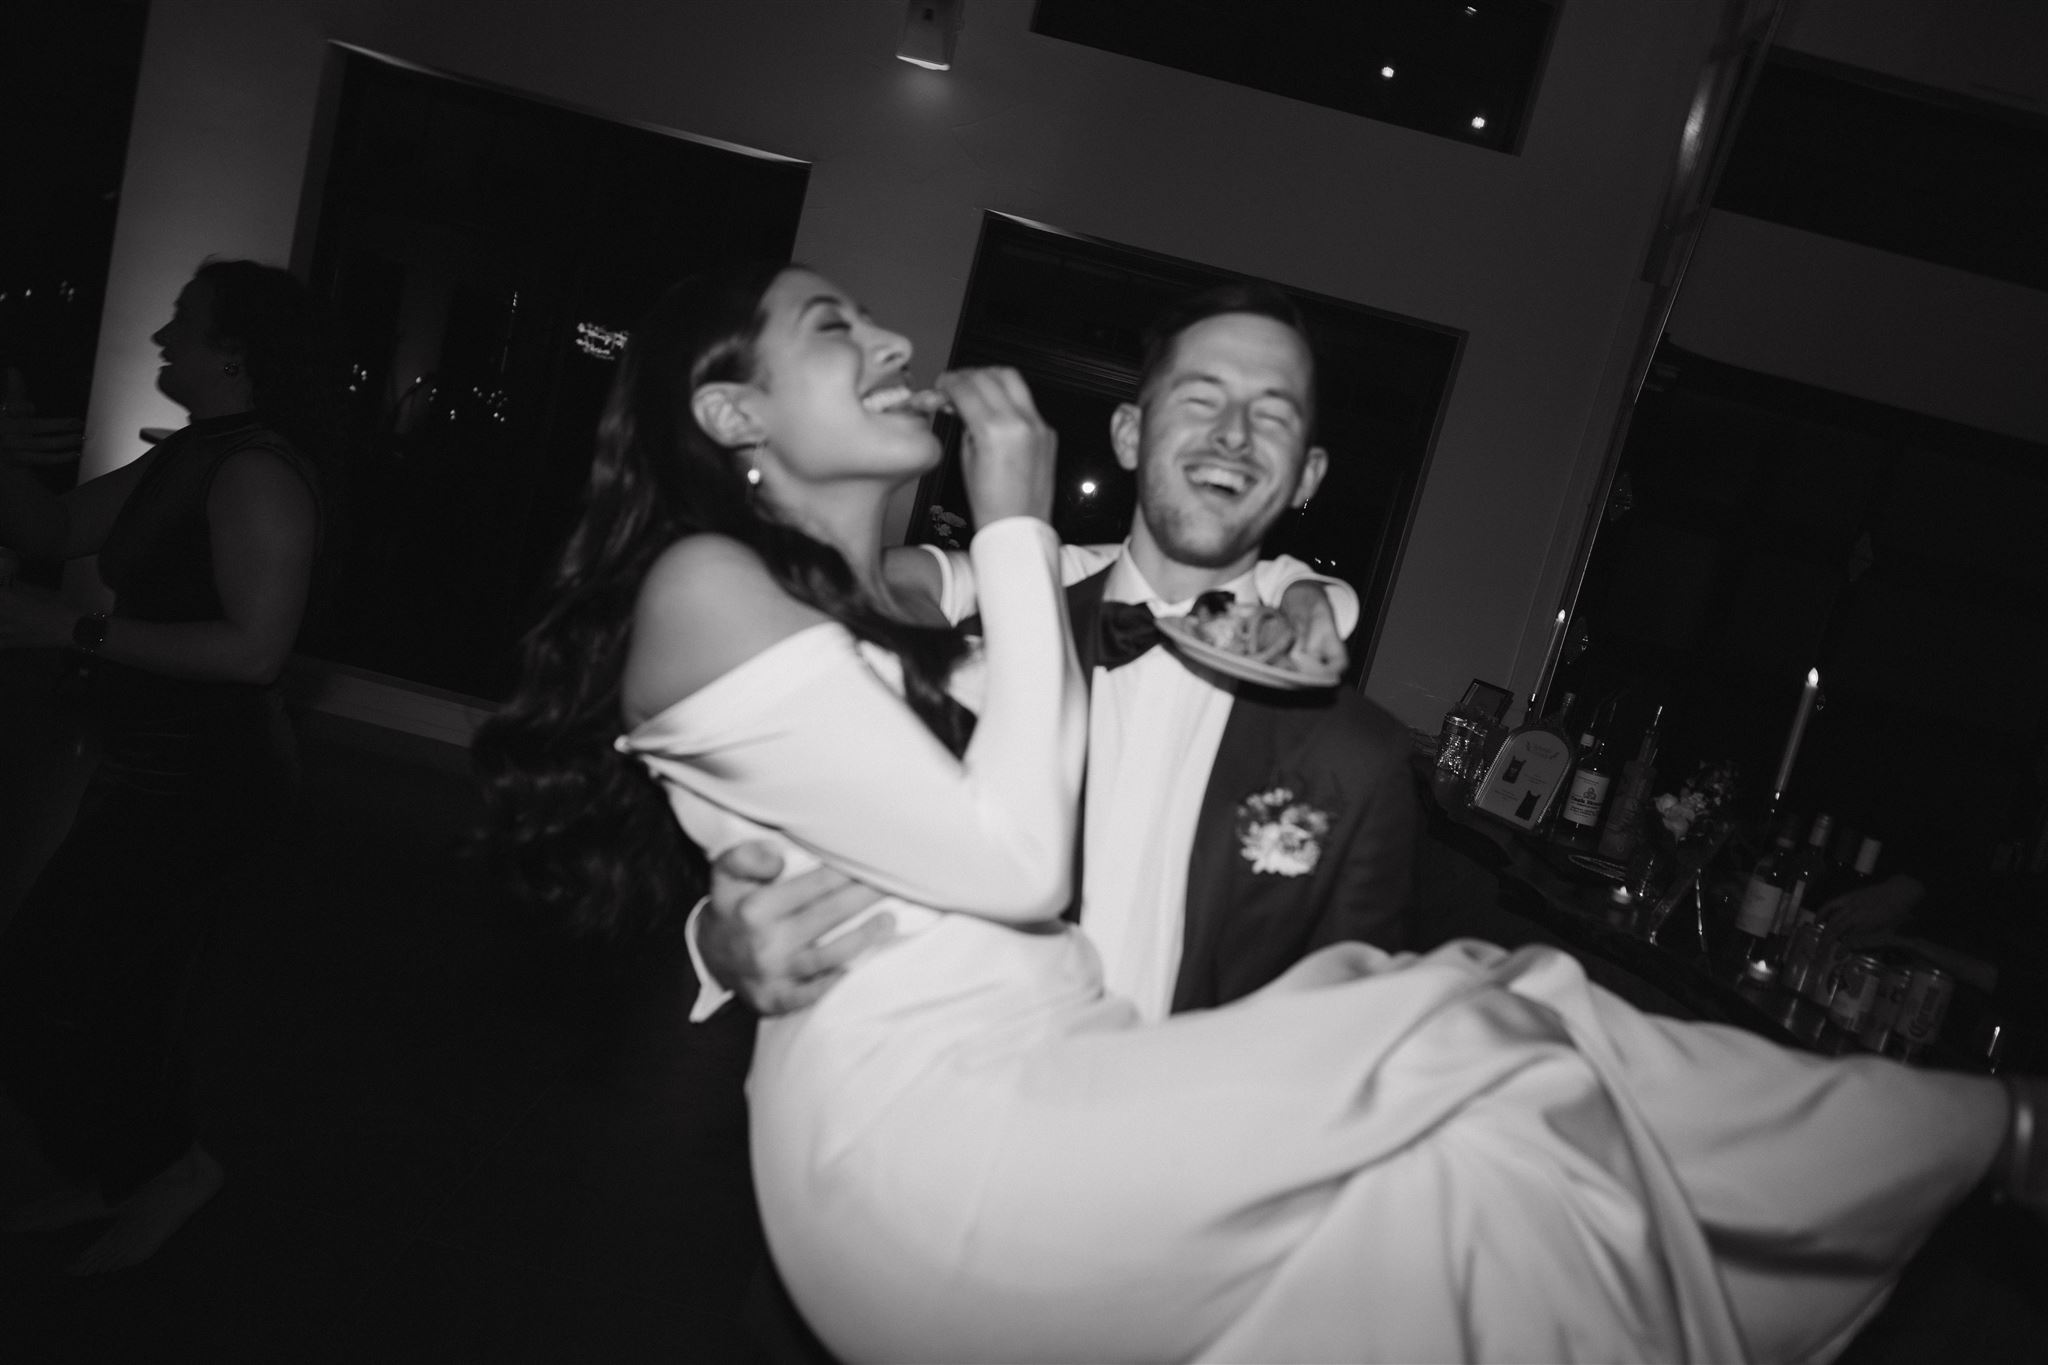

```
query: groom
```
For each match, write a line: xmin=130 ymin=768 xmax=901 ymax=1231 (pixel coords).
xmin=695 ymin=282 xmax=1418 ymax=1021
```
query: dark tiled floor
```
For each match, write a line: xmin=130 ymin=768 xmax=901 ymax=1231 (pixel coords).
xmin=4 ymin=707 xmax=2046 ymax=1363
xmin=2 ymin=715 xmax=761 ymax=1363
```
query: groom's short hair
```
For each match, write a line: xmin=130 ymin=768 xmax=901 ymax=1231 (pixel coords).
xmin=1133 ymin=282 xmax=1320 ymax=438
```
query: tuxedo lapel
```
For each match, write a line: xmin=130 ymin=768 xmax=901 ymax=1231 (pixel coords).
xmin=1058 ymin=568 xmax=1113 ymax=924
xmin=1174 ymin=695 xmax=1268 ymax=1011
xmin=1065 ymin=567 xmax=1112 ymax=670
xmin=1177 ymin=687 xmax=1370 ymax=1012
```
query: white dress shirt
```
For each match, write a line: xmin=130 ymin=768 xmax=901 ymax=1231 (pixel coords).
xmin=1077 ymin=552 xmax=1251 ymax=1021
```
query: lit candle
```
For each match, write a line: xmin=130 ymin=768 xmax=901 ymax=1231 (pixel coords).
xmin=1772 ymin=668 xmax=1821 ymax=801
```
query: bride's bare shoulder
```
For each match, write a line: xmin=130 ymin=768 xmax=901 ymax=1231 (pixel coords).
xmin=622 ymin=535 xmax=833 ymax=724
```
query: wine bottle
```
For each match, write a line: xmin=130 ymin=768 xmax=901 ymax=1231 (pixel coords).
xmin=1774 ymin=812 xmax=1836 ymax=944
xmin=1824 ymin=821 xmax=1861 ymax=893
xmin=1734 ymin=826 xmax=1798 ymax=983
xmin=1594 ymin=704 xmax=1665 ymax=862
xmin=1559 ymin=704 xmax=1616 ymax=846
xmin=1772 ymin=812 xmax=1835 ymax=989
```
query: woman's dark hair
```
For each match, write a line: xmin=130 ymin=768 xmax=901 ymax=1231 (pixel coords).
xmin=473 ymin=263 xmax=971 ymax=941
xmin=195 ymin=259 xmax=343 ymax=474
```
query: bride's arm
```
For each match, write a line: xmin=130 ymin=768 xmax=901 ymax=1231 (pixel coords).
xmin=628 ymin=520 xmax=1083 ymax=923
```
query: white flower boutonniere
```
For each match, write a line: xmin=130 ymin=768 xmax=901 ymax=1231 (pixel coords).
xmin=1236 ymin=786 xmax=1333 ymax=877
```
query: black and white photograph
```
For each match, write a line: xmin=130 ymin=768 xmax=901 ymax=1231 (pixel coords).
xmin=3 ymin=1 xmax=2046 ymax=1360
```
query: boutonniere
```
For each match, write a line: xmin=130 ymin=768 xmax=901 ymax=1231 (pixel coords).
xmin=1236 ymin=785 xmax=1332 ymax=877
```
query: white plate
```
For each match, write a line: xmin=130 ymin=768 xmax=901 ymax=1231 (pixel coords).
xmin=1155 ymin=615 xmax=1344 ymax=690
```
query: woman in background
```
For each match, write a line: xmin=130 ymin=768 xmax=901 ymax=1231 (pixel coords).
xmin=0 ymin=259 xmax=335 ymax=1274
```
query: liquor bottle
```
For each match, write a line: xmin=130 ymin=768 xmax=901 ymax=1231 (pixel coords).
xmin=1594 ymin=705 xmax=1665 ymax=862
xmin=1472 ymin=693 xmax=1578 ymax=828
xmin=1772 ymin=813 xmax=1835 ymax=991
xmin=1733 ymin=826 xmax=1797 ymax=983
xmin=1829 ymin=820 xmax=1862 ymax=875
xmin=1559 ymin=702 xmax=1616 ymax=846
xmin=1508 ymin=692 xmax=1576 ymax=823
xmin=1798 ymin=835 xmax=1882 ymax=1010
xmin=1774 ymin=812 xmax=1836 ymax=944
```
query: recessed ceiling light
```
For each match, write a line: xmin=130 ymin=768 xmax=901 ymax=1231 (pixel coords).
xmin=1470 ymin=115 xmax=1488 ymax=130
xmin=1380 ymin=66 xmax=1395 ymax=79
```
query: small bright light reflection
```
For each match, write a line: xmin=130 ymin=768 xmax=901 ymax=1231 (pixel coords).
xmin=1079 ymin=479 xmax=1098 ymax=496
xmin=898 ymin=56 xmax=950 ymax=70
xmin=1464 ymin=5 xmax=1477 ymax=13
xmin=1470 ymin=115 xmax=1488 ymax=130
xmin=1380 ymin=66 xmax=1395 ymax=78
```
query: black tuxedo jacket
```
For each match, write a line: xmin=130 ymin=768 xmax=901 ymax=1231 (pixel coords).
xmin=1064 ymin=567 xmax=1419 ymax=1014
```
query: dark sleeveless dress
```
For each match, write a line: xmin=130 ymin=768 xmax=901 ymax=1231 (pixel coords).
xmin=0 ymin=414 xmax=318 ymax=1201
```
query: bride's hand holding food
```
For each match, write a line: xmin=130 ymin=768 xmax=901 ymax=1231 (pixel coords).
xmin=934 ymin=367 xmax=1056 ymax=528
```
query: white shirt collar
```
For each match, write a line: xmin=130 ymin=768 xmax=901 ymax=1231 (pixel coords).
xmin=1104 ymin=542 xmax=1257 ymax=615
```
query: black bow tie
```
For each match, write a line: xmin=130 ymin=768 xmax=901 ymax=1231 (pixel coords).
xmin=1096 ymin=601 xmax=1166 ymax=670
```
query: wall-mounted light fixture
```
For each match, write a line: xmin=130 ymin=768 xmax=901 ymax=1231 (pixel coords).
xmin=897 ymin=0 xmax=962 ymax=71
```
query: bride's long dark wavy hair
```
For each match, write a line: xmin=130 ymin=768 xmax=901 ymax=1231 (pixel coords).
xmin=474 ymin=263 xmax=971 ymax=940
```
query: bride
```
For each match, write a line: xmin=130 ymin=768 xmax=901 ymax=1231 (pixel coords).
xmin=478 ymin=261 xmax=2037 ymax=1363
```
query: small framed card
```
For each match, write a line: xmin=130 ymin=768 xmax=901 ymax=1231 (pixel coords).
xmin=1471 ymin=727 xmax=1575 ymax=831
xmin=1458 ymin=678 xmax=1515 ymax=724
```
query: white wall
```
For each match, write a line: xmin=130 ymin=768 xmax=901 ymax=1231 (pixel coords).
xmin=1667 ymin=0 xmax=2048 ymax=446
xmin=1672 ymin=214 xmax=2048 ymax=445
xmin=89 ymin=0 xmax=1730 ymax=729
xmin=1773 ymin=0 xmax=2048 ymax=114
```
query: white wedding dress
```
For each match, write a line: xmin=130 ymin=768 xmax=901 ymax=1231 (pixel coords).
xmin=619 ymin=518 xmax=2003 ymax=1364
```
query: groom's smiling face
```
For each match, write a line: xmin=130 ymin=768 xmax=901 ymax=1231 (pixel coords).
xmin=1112 ymin=313 xmax=1328 ymax=576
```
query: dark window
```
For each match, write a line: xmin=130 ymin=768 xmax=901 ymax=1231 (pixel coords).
xmin=1558 ymin=344 xmax=2047 ymax=879
xmin=0 ymin=0 xmax=147 ymax=422
xmin=911 ymin=213 xmax=1462 ymax=682
xmin=1716 ymin=55 xmax=2048 ymax=291
xmin=1032 ymin=0 xmax=1558 ymax=153
xmin=305 ymin=49 xmax=807 ymax=697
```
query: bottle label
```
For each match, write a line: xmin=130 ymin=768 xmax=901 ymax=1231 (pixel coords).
xmin=1736 ymin=875 xmax=1783 ymax=936
xmin=1562 ymin=771 xmax=1612 ymax=828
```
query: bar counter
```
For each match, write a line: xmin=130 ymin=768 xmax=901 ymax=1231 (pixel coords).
xmin=1411 ymin=768 xmax=1994 ymax=1073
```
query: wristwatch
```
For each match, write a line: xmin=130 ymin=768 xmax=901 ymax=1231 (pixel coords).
xmin=72 ymin=611 xmax=110 ymax=655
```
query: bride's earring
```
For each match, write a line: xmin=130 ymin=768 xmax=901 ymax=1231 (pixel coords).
xmin=746 ymin=465 xmax=763 ymax=487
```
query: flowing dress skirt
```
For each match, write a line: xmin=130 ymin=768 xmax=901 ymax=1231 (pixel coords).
xmin=746 ymin=917 xmax=2001 ymax=1365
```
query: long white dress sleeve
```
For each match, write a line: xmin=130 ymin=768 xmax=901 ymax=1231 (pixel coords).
xmin=623 ymin=516 xmax=1085 ymax=921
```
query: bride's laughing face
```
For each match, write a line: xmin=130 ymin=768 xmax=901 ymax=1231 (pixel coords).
xmin=734 ymin=268 xmax=939 ymax=488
